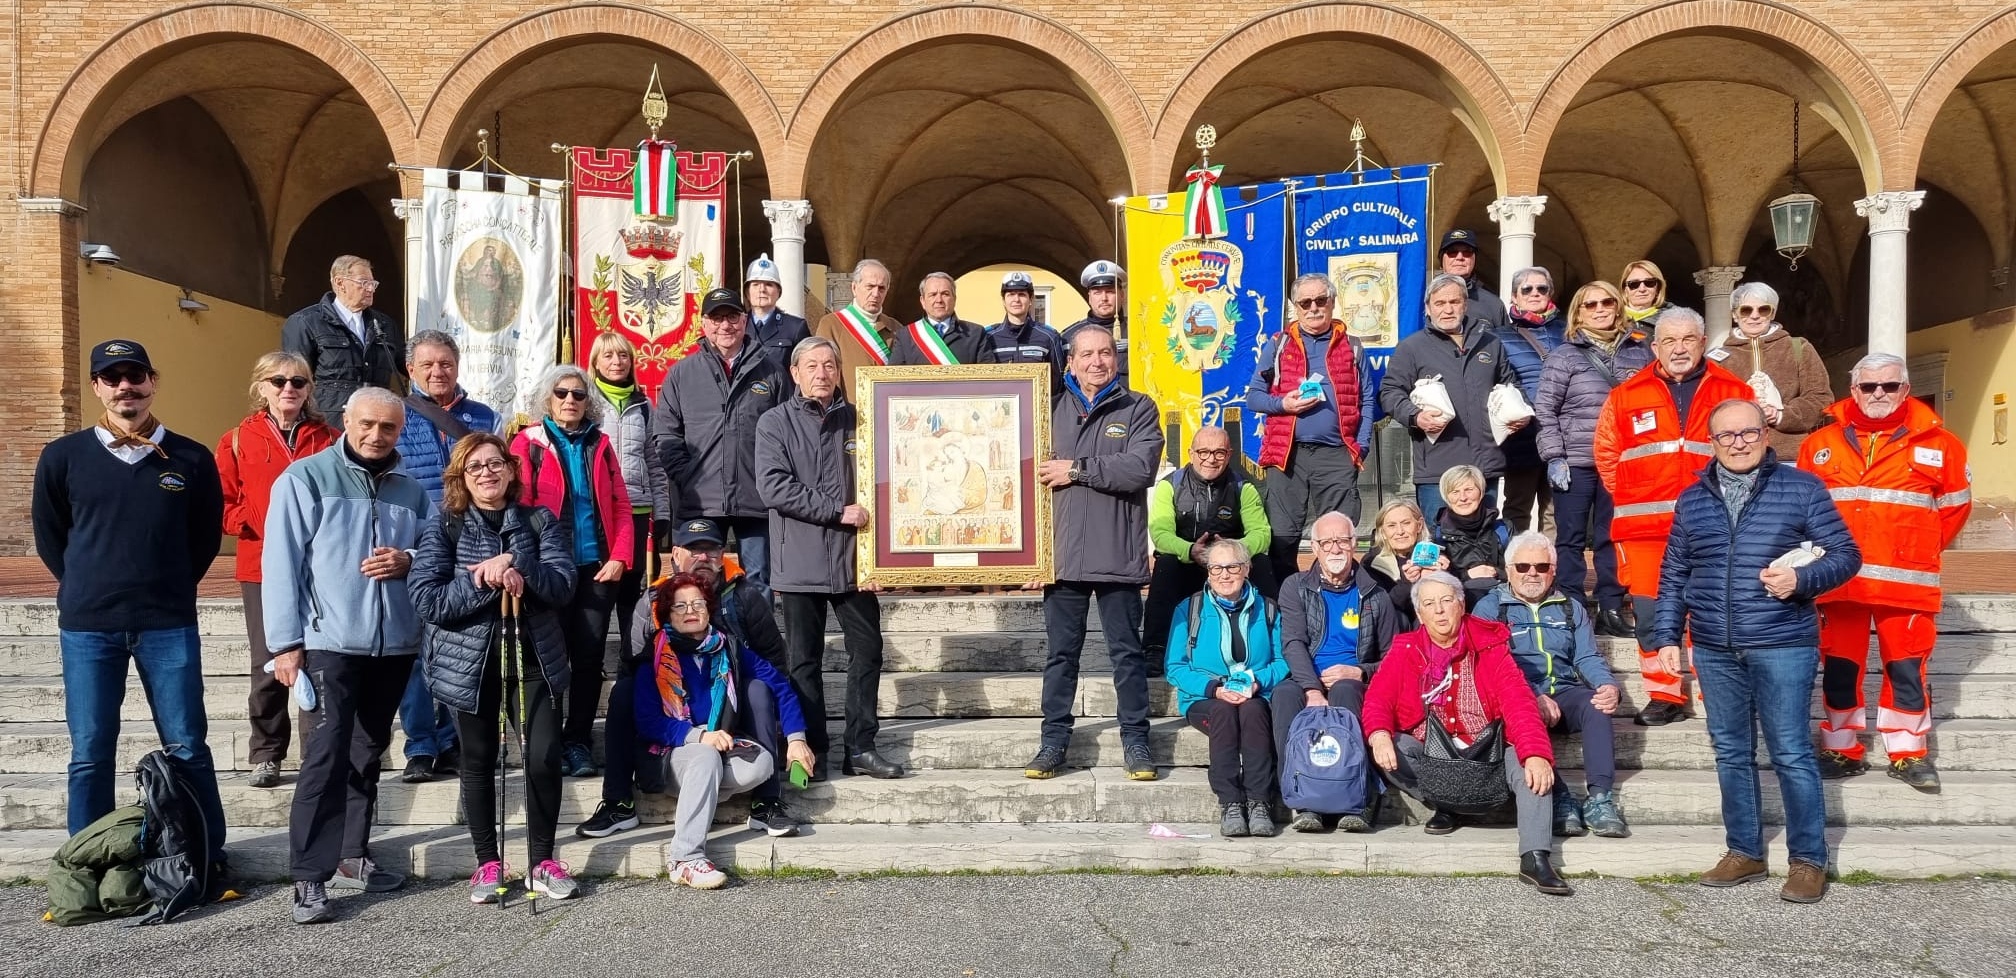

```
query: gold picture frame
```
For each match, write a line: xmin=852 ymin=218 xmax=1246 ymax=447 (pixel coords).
xmin=855 ymin=364 xmax=1055 ymax=587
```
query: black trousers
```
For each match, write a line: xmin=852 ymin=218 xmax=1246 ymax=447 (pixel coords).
xmin=611 ymin=513 xmax=652 ymax=671
xmin=1262 ymin=443 xmax=1360 ymax=586
xmin=454 ymin=636 xmax=562 ymax=866
xmin=1143 ymin=555 xmax=1278 ymax=653
xmin=778 ymin=590 xmax=883 ymax=757
xmin=241 ymin=582 xmax=293 ymax=764
xmin=1041 ymin=582 xmax=1150 ymax=748
xmin=560 ymin=570 xmax=619 ymax=746
xmin=289 ymin=651 xmax=413 ymax=882
xmin=1185 ymin=698 xmax=1275 ymax=806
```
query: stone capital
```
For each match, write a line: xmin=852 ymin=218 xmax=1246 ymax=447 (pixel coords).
xmin=16 ymin=197 xmax=87 ymax=218
xmin=389 ymin=197 xmax=422 ymax=220
xmin=1855 ymin=191 xmax=1926 ymax=234
xmin=1692 ymin=265 xmax=1746 ymax=294
xmin=763 ymin=198 xmax=814 ymax=241
xmin=1486 ymin=195 xmax=1547 ymax=234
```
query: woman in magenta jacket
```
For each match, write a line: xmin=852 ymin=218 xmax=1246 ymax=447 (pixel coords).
xmin=511 ymin=364 xmax=634 ymax=778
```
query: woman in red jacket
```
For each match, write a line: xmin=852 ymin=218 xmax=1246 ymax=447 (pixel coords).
xmin=1363 ymin=570 xmax=1569 ymax=895
xmin=216 ymin=351 xmax=338 ymax=789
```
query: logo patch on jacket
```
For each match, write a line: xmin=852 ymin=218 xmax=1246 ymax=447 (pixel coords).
xmin=1812 ymin=448 xmax=1831 ymax=466
xmin=1476 ymin=352 xmax=1493 ymax=364
xmin=158 ymin=473 xmax=186 ymax=491
xmin=1631 ymin=409 xmax=1658 ymax=435
xmin=1217 ymin=506 xmax=1234 ymax=520
xmin=1915 ymin=446 xmax=1944 ymax=467
xmin=751 ymin=381 xmax=772 ymax=396
xmin=1103 ymin=423 xmax=1128 ymax=438
xmin=844 ymin=438 xmax=858 ymax=455
xmin=1707 ymin=348 xmax=1731 ymax=362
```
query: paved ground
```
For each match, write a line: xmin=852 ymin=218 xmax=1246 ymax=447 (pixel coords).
xmin=3 ymin=874 xmax=2009 ymax=977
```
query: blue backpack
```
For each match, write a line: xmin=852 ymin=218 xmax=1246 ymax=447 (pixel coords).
xmin=1279 ymin=706 xmax=1373 ymax=815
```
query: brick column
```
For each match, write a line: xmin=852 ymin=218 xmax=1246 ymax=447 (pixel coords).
xmin=1857 ymin=191 xmax=1927 ymax=358
xmin=2 ymin=200 xmax=85 ymax=555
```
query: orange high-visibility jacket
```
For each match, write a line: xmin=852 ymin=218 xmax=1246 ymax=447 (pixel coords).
xmin=1593 ymin=361 xmax=1754 ymax=545
xmin=1798 ymin=397 xmax=1971 ymax=613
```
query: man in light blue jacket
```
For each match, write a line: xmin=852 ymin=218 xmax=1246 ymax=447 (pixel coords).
xmin=263 ymin=386 xmax=431 ymax=925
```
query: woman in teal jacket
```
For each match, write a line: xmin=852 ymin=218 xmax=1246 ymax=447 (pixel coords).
xmin=1165 ymin=539 xmax=1290 ymax=838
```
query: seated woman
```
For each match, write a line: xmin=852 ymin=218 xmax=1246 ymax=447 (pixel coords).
xmin=1363 ymin=571 xmax=1572 ymax=896
xmin=1165 ymin=539 xmax=1290 ymax=839
xmin=1432 ymin=465 xmax=1511 ymax=607
xmin=409 ymin=433 xmax=580 ymax=904
xmin=1364 ymin=498 xmax=1442 ymax=633
xmin=636 ymin=572 xmax=818 ymax=890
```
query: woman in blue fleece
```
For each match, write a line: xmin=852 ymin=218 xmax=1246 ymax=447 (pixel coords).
xmin=1165 ymin=539 xmax=1290 ymax=839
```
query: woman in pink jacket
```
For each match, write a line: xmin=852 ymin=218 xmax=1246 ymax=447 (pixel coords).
xmin=512 ymin=364 xmax=634 ymax=778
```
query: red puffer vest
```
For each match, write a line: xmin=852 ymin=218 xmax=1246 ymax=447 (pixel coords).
xmin=1257 ymin=321 xmax=1363 ymax=468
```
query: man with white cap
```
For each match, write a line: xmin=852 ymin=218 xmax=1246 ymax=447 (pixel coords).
xmin=744 ymin=253 xmax=809 ymax=375
xmin=989 ymin=271 xmax=1066 ymax=389
xmin=1063 ymin=260 xmax=1130 ymax=389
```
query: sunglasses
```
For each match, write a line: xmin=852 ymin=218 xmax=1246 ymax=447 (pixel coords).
xmin=1511 ymin=562 xmax=1553 ymax=574
xmin=95 ymin=367 xmax=150 ymax=386
xmin=1855 ymin=381 xmax=1905 ymax=395
xmin=1580 ymin=297 xmax=1618 ymax=310
xmin=551 ymin=388 xmax=590 ymax=402
xmin=265 ymin=376 xmax=309 ymax=390
xmin=1517 ymin=284 xmax=1551 ymax=295
xmin=1624 ymin=278 xmax=1661 ymax=290
xmin=1712 ymin=427 xmax=1766 ymax=446
xmin=1736 ymin=304 xmax=1774 ymax=318
xmin=1294 ymin=296 xmax=1332 ymax=309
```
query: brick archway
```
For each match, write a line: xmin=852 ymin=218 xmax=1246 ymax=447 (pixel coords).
xmin=31 ymin=2 xmax=413 ymax=199
xmin=783 ymin=3 xmax=1154 ymax=197
xmin=1153 ymin=2 xmax=1522 ymax=195
xmin=1900 ymin=8 xmax=2016 ymax=185
xmin=416 ymin=2 xmax=784 ymax=173
xmin=1522 ymin=0 xmax=1902 ymax=195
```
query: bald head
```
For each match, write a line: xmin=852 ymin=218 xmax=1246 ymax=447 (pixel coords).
xmin=1189 ymin=426 xmax=1231 ymax=479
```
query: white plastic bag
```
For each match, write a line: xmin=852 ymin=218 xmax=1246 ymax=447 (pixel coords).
xmin=1487 ymin=383 xmax=1535 ymax=444
xmin=1750 ymin=371 xmax=1784 ymax=415
xmin=1769 ymin=542 xmax=1825 ymax=570
xmin=1410 ymin=375 xmax=1457 ymax=444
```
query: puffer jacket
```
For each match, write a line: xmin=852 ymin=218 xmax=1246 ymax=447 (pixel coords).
xmin=755 ymin=394 xmax=860 ymax=593
xmin=408 ymin=504 xmax=577 ymax=713
xmin=217 ymin=411 xmax=339 ymax=582
xmin=1473 ymin=584 xmax=1618 ymax=695
xmin=279 ymin=294 xmax=404 ymax=419
xmin=1494 ymin=315 xmax=1563 ymax=469
xmin=1708 ymin=326 xmax=1834 ymax=459
xmin=262 ymin=442 xmax=430 ymax=656
xmin=1534 ymin=331 xmax=1653 ymax=468
xmin=1651 ymin=453 xmax=1862 ymax=653
xmin=591 ymin=383 xmax=673 ymax=521
xmin=46 ymin=805 xmax=148 ymax=926
xmin=395 ymin=389 xmax=500 ymax=506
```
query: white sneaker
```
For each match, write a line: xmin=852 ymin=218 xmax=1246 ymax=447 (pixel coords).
xmin=669 ymin=857 xmax=727 ymax=890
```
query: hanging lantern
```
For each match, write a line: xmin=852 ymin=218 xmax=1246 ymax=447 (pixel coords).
xmin=1769 ymin=192 xmax=1820 ymax=269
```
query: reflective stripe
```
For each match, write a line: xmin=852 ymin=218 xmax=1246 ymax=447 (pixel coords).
xmin=1937 ymin=489 xmax=1972 ymax=508
xmin=1856 ymin=564 xmax=1942 ymax=588
xmin=1618 ymin=440 xmax=1686 ymax=462
xmin=1817 ymin=726 xmax=1861 ymax=750
xmin=1876 ymin=705 xmax=1931 ymax=738
xmin=1829 ymin=486 xmax=1935 ymax=508
xmin=1612 ymin=500 xmax=1676 ymax=519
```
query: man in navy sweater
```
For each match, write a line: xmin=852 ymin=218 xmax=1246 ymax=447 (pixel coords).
xmin=31 ymin=339 xmax=229 ymax=868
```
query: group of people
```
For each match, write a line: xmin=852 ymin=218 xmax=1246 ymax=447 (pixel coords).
xmin=29 ymin=231 xmax=1970 ymax=921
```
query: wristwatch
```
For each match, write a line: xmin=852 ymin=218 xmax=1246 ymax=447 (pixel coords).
xmin=1066 ymin=464 xmax=1083 ymax=484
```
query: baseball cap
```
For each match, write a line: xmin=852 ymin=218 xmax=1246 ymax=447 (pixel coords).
xmin=673 ymin=517 xmax=727 ymax=549
xmin=90 ymin=339 xmax=153 ymax=376
xmin=1439 ymin=229 xmax=1480 ymax=253
xmin=701 ymin=288 xmax=744 ymax=316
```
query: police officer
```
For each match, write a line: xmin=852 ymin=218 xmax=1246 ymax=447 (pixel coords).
xmin=988 ymin=271 xmax=1065 ymax=388
xmin=1063 ymin=260 xmax=1130 ymax=389
xmin=744 ymin=253 xmax=810 ymax=373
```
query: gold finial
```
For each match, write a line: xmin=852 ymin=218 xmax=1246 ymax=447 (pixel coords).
xmin=1195 ymin=124 xmax=1217 ymax=167
xmin=476 ymin=129 xmax=490 ymax=159
xmin=642 ymin=64 xmax=669 ymax=140
xmin=1350 ymin=118 xmax=1366 ymax=145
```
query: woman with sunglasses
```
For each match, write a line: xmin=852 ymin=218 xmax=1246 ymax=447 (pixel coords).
xmin=217 ymin=352 xmax=338 ymax=788
xmin=1618 ymin=260 xmax=1675 ymax=329
xmin=1533 ymin=282 xmax=1646 ymax=639
xmin=1709 ymin=282 xmax=1834 ymax=459
xmin=511 ymin=365 xmax=635 ymax=779
xmin=586 ymin=331 xmax=672 ymax=664
xmin=1496 ymin=267 xmax=1567 ymax=536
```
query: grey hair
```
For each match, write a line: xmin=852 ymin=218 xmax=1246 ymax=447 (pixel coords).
xmin=1310 ymin=511 xmax=1356 ymax=542
xmin=1849 ymin=352 xmax=1910 ymax=386
xmin=1292 ymin=272 xmax=1336 ymax=300
xmin=919 ymin=272 xmax=956 ymax=295
xmin=851 ymin=259 xmax=890 ymax=284
xmin=1068 ymin=324 xmax=1116 ymax=357
xmin=1203 ymin=537 xmax=1251 ymax=566
xmin=329 ymin=255 xmax=371 ymax=280
xmin=1504 ymin=530 xmax=1556 ymax=570
xmin=1510 ymin=266 xmax=1553 ymax=293
xmin=406 ymin=329 xmax=460 ymax=364
xmin=1426 ymin=272 xmax=1469 ymax=302
xmin=791 ymin=335 xmax=841 ymax=367
xmin=1654 ymin=306 xmax=1707 ymax=337
xmin=1731 ymin=282 xmax=1779 ymax=311
xmin=1438 ymin=464 xmax=1485 ymax=501
xmin=344 ymin=385 xmax=404 ymax=416
xmin=528 ymin=364 xmax=605 ymax=425
xmin=1411 ymin=570 xmax=1466 ymax=613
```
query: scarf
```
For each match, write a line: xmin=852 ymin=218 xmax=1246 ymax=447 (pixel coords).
xmin=1209 ymin=586 xmax=1256 ymax=671
xmin=655 ymin=626 xmax=736 ymax=730
xmin=99 ymin=412 xmax=165 ymax=457
xmin=594 ymin=375 xmax=637 ymax=409
xmin=1510 ymin=305 xmax=1558 ymax=326
xmin=1444 ymin=504 xmax=1491 ymax=536
xmin=1715 ymin=463 xmax=1762 ymax=523
xmin=1624 ymin=304 xmax=1662 ymax=323
xmin=1420 ymin=630 xmax=1469 ymax=710
xmin=1579 ymin=319 xmax=1624 ymax=353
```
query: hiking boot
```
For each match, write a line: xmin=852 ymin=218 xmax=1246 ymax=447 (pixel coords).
xmin=1818 ymin=750 xmax=1870 ymax=780
xmin=469 ymin=860 xmax=506 ymax=905
xmin=1552 ymin=787 xmax=1586 ymax=837
xmin=1424 ymin=808 xmax=1458 ymax=836
xmin=1520 ymin=850 xmax=1574 ymax=896
xmin=529 ymin=860 xmax=580 ymax=900
xmin=1289 ymin=809 xmax=1330 ymax=833
xmin=1780 ymin=860 xmax=1829 ymax=904
xmin=562 ymin=743 xmax=597 ymax=778
xmin=328 ymin=856 xmax=404 ymax=893
xmin=1219 ymin=802 xmax=1250 ymax=838
xmin=1124 ymin=743 xmax=1157 ymax=781
xmin=1582 ymin=788 xmax=1631 ymax=839
xmin=669 ymin=858 xmax=727 ymax=890
xmin=1634 ymin=700 xmax=1691 ymax=726
xmin=249 ymin=761 xmax=282 ymax=789
xmin=1245 ymin=801 xmax=1278 ymax=838
xmin=1889 ymin=756 xmax=1941 ymax=793
xmin=1335 ymin=811 xmax=1373 ymax=834
xmin=1023 ymin=744 xmax=1067 ymax=780
xmin=747 ymin=799 xmax=800 ymax=838
xmin=575 ymin=799 xmax=639 ymax=839
xmin=400 ymin=755 xmax=436 ymax=783
xmin=434 ymin=746 xmax=460 ymax=776
xmin=1699 ymin=852 xmax=1769 ymax=888
xmin=291 ymin=881 xmax=333 ymax=925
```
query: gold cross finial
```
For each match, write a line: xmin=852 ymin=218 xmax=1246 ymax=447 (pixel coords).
xmin=642 ymin=64 xmax=669 ymax=140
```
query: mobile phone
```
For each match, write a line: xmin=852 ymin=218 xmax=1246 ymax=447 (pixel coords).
xmin=1411 ymin=541 xmax=1443 ymax=568
xmin=788 ymin=760 xmax=812 ymax=789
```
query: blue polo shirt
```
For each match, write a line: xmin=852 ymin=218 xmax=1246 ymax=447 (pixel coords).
xmin=1313 ymin=587 xmax=1362 ymax=670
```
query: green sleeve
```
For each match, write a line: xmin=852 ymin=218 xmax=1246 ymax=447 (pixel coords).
xmin=1239 ymin=482 xmax=1271 ymax=556
xmin=1148 ymin=479 xmax=1189 ymax=560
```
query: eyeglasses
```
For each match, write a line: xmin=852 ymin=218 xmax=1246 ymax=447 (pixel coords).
xmin=463 ymin=459 xmax=511 ymax=475
xmin=1624 ymin=278 xmax=1661 ymax=290
xmin=1313 ymin=538 xmax=1353 ymax=552
xmin=1736 ymin=304 xmax=1774 ymax=318
xmin=1517 ymin=284 xmax=1551 ymax=295
xmin=668 ymin=600 xmax=709 ymax=613
xmin=1579 ymin=297 xmax=1618 ymax=310
xmin=552 ymin=388 xmax=590 ymax=402
xmin=1711 ymin=427 xmax=1766 ymax=446
xmin=1206 ymin=563 xmax=1248 ymax=576
xmin=1192 ymin=448 xmax=1230 ymax=460
xmin=1294 ymin=296 xmax=1332 ymax=309
xmin=265 ymin=376 xmax=309 ymax=390
xmin=95 ymin=367 xmax=150 ymax=386
xmin=1855 ymin=381 xmax=1905 ymax=395
xmin=343 ymin=277 xmax=380 ymax=289
xmin=1511 ymin=562 xmax=1553 ymax=574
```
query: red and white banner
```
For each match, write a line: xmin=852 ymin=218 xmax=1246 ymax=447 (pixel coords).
xmin=570 ymin=146 xmax=728 ymax=398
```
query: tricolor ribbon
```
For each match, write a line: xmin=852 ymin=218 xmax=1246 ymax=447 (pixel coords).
xmin=1184 ymin=163 xmax=1227 ymax=240
xmin=908 ymin=320 xmax=960 ymax=366
xmin=633 ymin=139 xmax=678 ymax=220
xmin=837 ymin=303 xmax=891 ymax=365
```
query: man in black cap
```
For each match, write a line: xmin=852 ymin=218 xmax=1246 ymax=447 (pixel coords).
xmin=1438 ymin=229 xmax=1507 ymax=329
xmin=654 ymin=287 xmax=787 ymax=594
xmin=32 ymin=339 xmax=230 ymax=875
xmin=988 ymin=271 xmax=1066 ymax=388
xmin=889 ymin=272 xmax=999 ymax=366
xmin=1064 ymin=259 xmax=1130 ymax=389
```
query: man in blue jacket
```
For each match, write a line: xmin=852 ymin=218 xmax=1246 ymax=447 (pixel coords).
xmin=1652 ymin=398 xmax=1860 ymax=905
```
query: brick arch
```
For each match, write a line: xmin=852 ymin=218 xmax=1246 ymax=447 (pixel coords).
xmin=1154 ymin=2 xmax=1522 ymax=195
xmin=417 ymin=2 xmax=784 ymax=173
xmin=1523 ymin=0 xmax=1902 ymax=195
xmin=32 ymin=2 xmax=413 ymax=199
xmin=1899 ymin=9 xmax=2016 ymax=185
xmin=783 ymin=4 xmax=1154 ymax=197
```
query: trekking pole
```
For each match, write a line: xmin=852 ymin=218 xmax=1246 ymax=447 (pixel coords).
xmin=495 ymin=591 xmax=518 ymax=909
xmin=501 ymin=589 xmax=537 ymax=915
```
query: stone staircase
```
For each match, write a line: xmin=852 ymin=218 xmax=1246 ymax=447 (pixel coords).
xmin=2 ymin=594 xmax=2014 ymax=881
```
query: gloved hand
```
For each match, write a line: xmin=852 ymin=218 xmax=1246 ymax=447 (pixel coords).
xmin=1547 ymin=459 xmax=1572 ymax=492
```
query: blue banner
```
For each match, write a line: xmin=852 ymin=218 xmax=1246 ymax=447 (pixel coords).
xmin=1292 ymin=165 xmax=1435 ymax=415
xmin=1207 ymin=183 xmax=1288 ymax=460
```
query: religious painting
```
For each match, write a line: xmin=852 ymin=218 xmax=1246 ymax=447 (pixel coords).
xmin=856 ymin=365 xmax=1054 ymax=587
xmin=1331 ymin=252 xmax=1399 ymax=348
xmin=454 ymin=237 xmax=524 ymax=334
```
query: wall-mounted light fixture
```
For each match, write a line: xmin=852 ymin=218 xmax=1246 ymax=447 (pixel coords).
xmin=177 ymin=290 xmax=209 ymax=314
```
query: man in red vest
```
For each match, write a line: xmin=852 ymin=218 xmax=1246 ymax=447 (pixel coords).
xmin=1245 ymin=273 xmax=1375 ymax=588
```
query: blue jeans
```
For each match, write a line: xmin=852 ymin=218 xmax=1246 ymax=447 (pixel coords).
xmin=60 ymin=627 xmax=227 ymax=859
xmin=1413 ymin=482 xmax=1498 ymax=527
xmin=399 ymin=668 xmax=456 ymax=759
xmin=1694 ymin=644 xmax=1829 ymax=867
xmin=727 ymin=516 xmax=771 ymax=598
xmin=1552 ymin=465 xmax=1624 ymax=612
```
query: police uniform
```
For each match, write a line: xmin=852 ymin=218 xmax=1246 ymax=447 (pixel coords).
xmin=987 ymin=271 xmax=1066 ymax=390
xmin=1062 ymin=260 xmax=1130 ymax=390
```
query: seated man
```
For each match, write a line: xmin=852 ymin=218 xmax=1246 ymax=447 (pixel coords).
xmin=1473 ymin=532 xmax=1629 ymax=839
xmin=1144 ymin=425 xmax=1271 ymax=675
xmin=1268 ymin=511 xmax=1397 ymax=833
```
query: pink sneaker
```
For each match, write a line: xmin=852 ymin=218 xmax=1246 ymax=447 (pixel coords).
xmin=529 ymin=859 xmax=580 ymax=900
xmin=470 ymin=860 xmax=506 ymax=904
xmin=669 ymin=857 xmax=727 ymax=890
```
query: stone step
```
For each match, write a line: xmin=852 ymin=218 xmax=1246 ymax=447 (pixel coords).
xmin=2 ymin=766 xmax=2007 ymax=832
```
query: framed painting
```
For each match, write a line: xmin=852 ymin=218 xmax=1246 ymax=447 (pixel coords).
xmin=855 ymin=364 xmax=1055 ymax=587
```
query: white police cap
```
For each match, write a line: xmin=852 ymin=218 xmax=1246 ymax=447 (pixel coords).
xmin=745 ymin=253 xmax=781 ymax=286
xmin=1001 ymin=271 xmax=1034 ymax=293
xmin=1080 ymin=260 xmax=1124 ymax=290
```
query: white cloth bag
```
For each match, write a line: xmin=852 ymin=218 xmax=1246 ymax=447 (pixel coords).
xmin=1411 ymin=375 xmax=1457 ymax=444
xmin=1487 ymin=384 xmax=1535 ymax=445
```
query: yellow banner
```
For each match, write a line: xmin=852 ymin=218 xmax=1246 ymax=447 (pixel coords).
xmin=1124 ymin=194 xmax=1200 ymax=458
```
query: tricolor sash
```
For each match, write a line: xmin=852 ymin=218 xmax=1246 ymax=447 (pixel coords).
xmin=908 ymin=320 xmax=960 ymax=366
xmin=1184 ymin=163 xmax=1227 ymax=240
xmin=837 ymin=304 xmax=891 ymax=365
xmin=633 ymin=140 xmax=678 ymax=220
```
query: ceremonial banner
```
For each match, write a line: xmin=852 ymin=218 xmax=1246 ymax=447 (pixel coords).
xmin=1125 ymin=183 xmax=1290 ymax=465
xmin=570 ymin=146 xmax=729 ymax=399
xmin=413 ymin=168 xmax=564 ymax=420
xmin=1292 ymin=165 xmax=1435 ymax=411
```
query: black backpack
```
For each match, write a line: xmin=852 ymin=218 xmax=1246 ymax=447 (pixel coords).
xmin=131 ymin=750 xmax=213 ymax=925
